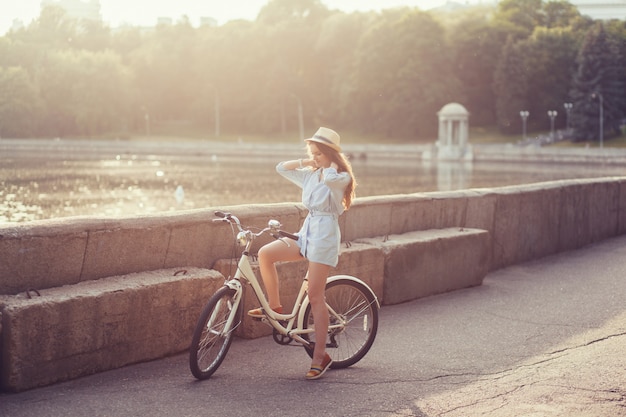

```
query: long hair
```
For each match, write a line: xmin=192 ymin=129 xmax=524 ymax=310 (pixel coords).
xmin=308 ymin=142 xmax=357 ymax=210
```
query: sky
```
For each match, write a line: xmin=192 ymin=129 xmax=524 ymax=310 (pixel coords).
xmin=0 ymin=0 xmax=476 ymax=35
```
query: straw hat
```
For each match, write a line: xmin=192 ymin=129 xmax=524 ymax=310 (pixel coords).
xmin=306 ymin=127 xmax=341 ymax=153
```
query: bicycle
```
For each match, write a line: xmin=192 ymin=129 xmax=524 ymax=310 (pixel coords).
xmin=189 ymin=210 xmax=380 ymax=380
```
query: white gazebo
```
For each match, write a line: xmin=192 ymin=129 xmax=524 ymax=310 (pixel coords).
xmin=434 ymin=102 xmax=472 ymax=161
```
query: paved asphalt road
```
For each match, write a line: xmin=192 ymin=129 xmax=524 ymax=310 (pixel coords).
xmin=1 ymin=235 xmax=625 ymax=417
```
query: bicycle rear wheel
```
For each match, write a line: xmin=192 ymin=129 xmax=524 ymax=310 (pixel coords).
xmin=189 ymin=286 xmax=241 ymax=379
xmin=302 ymin=278 xmax=379 ymax=369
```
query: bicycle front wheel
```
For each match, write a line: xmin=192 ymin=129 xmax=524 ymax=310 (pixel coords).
xmin=189 ymin=286 xmax=241 ymax=380
xmin=302 ymin=278 xmax=379 ymax=369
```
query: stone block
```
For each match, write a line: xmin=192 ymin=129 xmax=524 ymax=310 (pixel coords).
xmin=163 ymin=212 xmax=226 ymax=269
xmin=0 ymin=267 xmax=223 ymax=392
xmin=465 ymin=190 xmax=497 ymax=232
xmin=619 ymin=179 xmax=626 ymax=235
xmin=429 ymin=191 xmax=471 ymax=229
xmin=81 ymin=225 xmax=171 ymax=280
xmin=491 ymin=184 xmax=561 ymax=269
xmin=586 ymin=180 xmax=620 ymax=243
xmin=357 ymin=228 xmax=490 ymax=305
xmin=343 ymin=197 xmax=393 ymax=241
xmin=516 ymin=184 xmax=561 ymax=262
xmin=559 ymin=182 xmax=592 ymax=251
xmin=388 ymin=195 xmax=437 ymax=234
xmin=0 ymin=231 xmax=87 ymax=295
xmin=334 ymin=242 xmax=384 ymax=301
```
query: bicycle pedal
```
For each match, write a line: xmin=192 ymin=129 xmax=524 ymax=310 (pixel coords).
xmin=252 ymin=317 xmax=274 ymax=329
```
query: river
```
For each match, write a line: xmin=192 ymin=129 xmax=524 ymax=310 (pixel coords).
xmin=1 ymin=138 xmax=624 ymax=223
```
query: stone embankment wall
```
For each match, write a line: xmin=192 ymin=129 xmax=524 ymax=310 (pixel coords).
xmin=0 ymin=177 xmax=626 ymax=294
xmin=2 ymin=177 xmax=624 ymax=296
xmin=0 ymin=177 xmax=625 ymax=391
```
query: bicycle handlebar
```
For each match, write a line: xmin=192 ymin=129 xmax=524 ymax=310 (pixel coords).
xmin=278 ymin=230 xmax=299 ymax=241
xmin=213 ymin=211 xmax=298 ymax=243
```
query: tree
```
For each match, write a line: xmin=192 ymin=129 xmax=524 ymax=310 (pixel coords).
xmin=73 ymin=19 xmax=111 ymax=51
xmin=0 ymin=67 xmax=42 ymax=137
xmin=25 ymin=4 xmax=79 ymax=49
xmin=493 ymin=36 xmax=529 ymax=134
xmin=255 ymin=0 xmax=331 ymax=134
xmin=36 ymin=52 xmax=78 ymax=136
xmin=68 ymin=50 xmax=131 ymax=136
xmin=605 ymin=20 xmax=626 ymax=130
xmin=36 ymin=49 xmax=131 ymax=137
xmin=543 ymin=0 xmax=581 ymax=29
xmin=312 ymin=12 xmax=371 ymax=127
xmin=570 ymin=22 xmax=625 ymax=142
xmin=351 ymin=9 xmax=462 ymax=138
xmin=0 ymin=0 xmax=620 ymax=141
xmin=127 ymin=18 xmax=202 ymax=132
xmin=522 ymin=27 xmax=578 ymax=131
xmin=494 ymin=0 xmax=545 ymax=40
xmin=448 ymin=13 xmax=507 ymax=126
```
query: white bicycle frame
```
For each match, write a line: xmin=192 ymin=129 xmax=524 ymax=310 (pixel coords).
xmin=215 ymin=213 xmax=378 ymax=347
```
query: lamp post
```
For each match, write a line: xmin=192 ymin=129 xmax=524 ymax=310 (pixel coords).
xmin=213 ymin=89 xmax=220 ymax=138
xmin=291 ymin=93 xmax=304 ymax=142
xmin=547 ymin=110 xmax=557 ymax=141
xmin=563 ymin=102 xmax=573 ymax=131
xmin=591 ymin=92 xmax=603 ymax=150
xmin=208 ymin=86 xmax=220 ymax=138
xmin=520 ymin=110 xmax=529 ymax=142
xmin=143 ymin=110 xmax=150 ymax=137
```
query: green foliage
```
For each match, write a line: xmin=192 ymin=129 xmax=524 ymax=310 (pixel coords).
xmin=543 ymin=0 xmax=581 ymax=29
xmin=498 ymin=27 xmax=578 ymax=133
xmin=570 ymin=22 xmax=626 ymax=142
xmin=0 ymin=0 xmax=624 ymax=143
xmin=494 ymin=36 xmax=528 ymax=134
xmin=493 ymin=0 xmax=545 ymax=39
xmin=527 ymin=28 xmax=578 ymax=124
xmin=447 ymin=14 xmax=507 ymax=125
xmin=0 ymin=67 xmax=43 ymax=137
xmin=351 ymin=10 xmax=461 ymax=138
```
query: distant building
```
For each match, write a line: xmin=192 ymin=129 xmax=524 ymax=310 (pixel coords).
xmin=431 ymin=0 xmax=626 ymax=20
xmin=156 ymin=17 xmax=173 ymax=26
xmin=41 ymin=0 xmax=102 ymax=22
xmin=10 ymin=19 xmax=25 ymax=32
xmin=428 ymin=1 xmax=478 ymax=12
xmin=200 ymin=17 xmax=218 ymax=28
xmin=569 ymin=0 xmax=626 ymax=20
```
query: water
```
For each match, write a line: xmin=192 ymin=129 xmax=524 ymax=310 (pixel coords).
xmin=1 ymin=139 xmax=624 ymax=223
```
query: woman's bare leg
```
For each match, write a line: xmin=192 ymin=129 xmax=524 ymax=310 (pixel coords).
xmin=257 ymin=238 xmax=302 ymax=309
xmin=306 ymin=261 xmax=331 ymax=365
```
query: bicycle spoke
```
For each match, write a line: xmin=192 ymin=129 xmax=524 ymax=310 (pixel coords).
xmin=302 ymin=278 xmax=378 ymax=369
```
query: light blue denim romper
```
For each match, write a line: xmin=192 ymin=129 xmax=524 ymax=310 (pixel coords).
xmin=277 ymin=162 xmax=350 ymax=267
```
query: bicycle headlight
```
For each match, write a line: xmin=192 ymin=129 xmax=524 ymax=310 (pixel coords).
xmin=237 ymin=231 xmax=248 ymax=247
xmin=268 ymin=219 xmax=281 ymax=230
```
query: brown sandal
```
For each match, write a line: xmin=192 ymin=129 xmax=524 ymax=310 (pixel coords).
xmin=247 ymin=305 xmax=283 ymax=318
xmin=305 ymin=353 xmax=333 ymax=380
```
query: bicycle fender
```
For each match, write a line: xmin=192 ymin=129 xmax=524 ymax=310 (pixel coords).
xmin=223 ymin=280 xmax=243 ymax=311
xmin=224 ymin=279 xmax=242 ymax=292
xmin=327 ymin=275 xmax=380 ymax=308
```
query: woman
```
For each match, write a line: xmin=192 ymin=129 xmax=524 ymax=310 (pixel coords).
xmin=248 ymin=127 xmax=356 ymax=380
